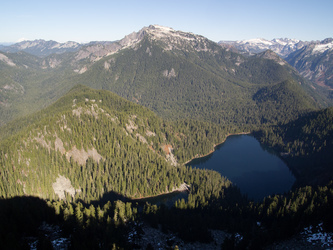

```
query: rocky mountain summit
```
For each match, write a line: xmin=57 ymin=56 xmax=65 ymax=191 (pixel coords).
xmin=0 ymin=25 xmax=213 ymax=62
xmin=0 ymin=25 xmax=221 ymax=75
xmin=62 ymin=24 xmax=214 ymax=70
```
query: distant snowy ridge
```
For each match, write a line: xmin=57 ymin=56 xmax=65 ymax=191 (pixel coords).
xmin=219 ymin=38 xmax=310 ymax=57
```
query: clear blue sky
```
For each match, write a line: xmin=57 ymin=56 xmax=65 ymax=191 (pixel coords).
xmin=1 ymin=0 xmax=332 ymax=43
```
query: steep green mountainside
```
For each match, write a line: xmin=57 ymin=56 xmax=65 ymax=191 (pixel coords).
xmin=0 ymin=85 xmax=237 ymax=202
xmin=0 ymin=51 xmax=79 ymax=126
xmin=72 ymin=36 xmax=319 ymax=126
xmin=0 ymin=25 xmax=322 ymax=128
xmin=253 ymin=80 xmax=318 ymax=123
xmin=255 ymin=107 xmax=333 ymax=185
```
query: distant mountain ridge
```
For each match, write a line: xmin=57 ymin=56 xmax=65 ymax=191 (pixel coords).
xmin=219 ymin=37 xmax=333 ymax=99
xmin=0 ymin=39 xmax=82 ymax=57
xmin=286 ymin=38 xmax=333 ymax=90
xmin=219 ymin=38 xmax=311 ymax=58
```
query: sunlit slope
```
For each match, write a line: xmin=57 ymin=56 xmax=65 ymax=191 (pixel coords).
xmin=0 ymin=85 xmax=233 ymax=202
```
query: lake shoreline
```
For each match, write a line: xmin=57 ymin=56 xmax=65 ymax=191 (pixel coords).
xmin=132 ymin=132 xmax=251 ymax=201
xmin=183 ymin=131 xmax=251 ymax=166
xmin=130 ymin=183 xmax=190 ymax=201
xmin=184 ymin=133 xmax=296 ymax=201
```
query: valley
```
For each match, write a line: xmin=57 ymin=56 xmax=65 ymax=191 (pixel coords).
xmin=0 ymin=25 xmax=332 ymax=249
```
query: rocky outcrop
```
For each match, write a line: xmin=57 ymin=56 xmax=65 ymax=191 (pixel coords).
xmin=0 ymin=53 xmax=16 ymax=66
xmin=52 ymin=175 xmax=81 ymax=200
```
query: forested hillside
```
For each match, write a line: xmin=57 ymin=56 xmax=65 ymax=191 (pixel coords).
xmin=254 ymin=107 xmax=333 ymax=185
xmin=73 ymin=36 xmax=319 ymax=126
xmin=1 ymin=85 xmax=332 ymax=249
xmin=0 ymin=85 xmax=237 ymax=202
xmin=0 ymin=85 xmax=246 ymax=248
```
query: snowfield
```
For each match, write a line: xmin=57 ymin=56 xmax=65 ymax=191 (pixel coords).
xmin=312 ymin=42 xmax=333 ymax=53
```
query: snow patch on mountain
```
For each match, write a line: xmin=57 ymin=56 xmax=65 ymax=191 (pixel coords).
xmin=312 ymin=42 xmax=333 ymax=54
xmin=237 ymin=38 xmax=274 ymax=46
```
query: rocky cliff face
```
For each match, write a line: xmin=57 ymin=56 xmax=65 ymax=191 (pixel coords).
xmin=286 ymin=38 xmax=333 ymax=89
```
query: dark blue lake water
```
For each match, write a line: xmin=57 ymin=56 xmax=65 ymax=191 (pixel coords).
xmin=186 ymin=134 xmax=295 ymax=201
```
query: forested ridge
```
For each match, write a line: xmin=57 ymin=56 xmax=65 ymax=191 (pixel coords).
xmin=72 ymin=37 xmax=319 ymax=126
xmin=254 ymin=107 xmax=333 ymax=186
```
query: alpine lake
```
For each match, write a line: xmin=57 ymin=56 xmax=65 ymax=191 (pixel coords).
xmin=141 ymin=134 xmax=296 ymax=205
xmin=186 ymin=134 xmax=295 ymax=201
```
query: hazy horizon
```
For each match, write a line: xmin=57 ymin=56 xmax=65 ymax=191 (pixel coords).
xmin=1 ymin=0 xmax=332 ymax=44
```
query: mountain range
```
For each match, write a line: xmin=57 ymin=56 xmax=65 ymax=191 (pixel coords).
xmin=219 ymin=37 xmax=333 ymax=94
xmin=0 ymin=40 xmax=82 ymax=57
xmin=1 ymin=25 xmax=333 ymax=249
xmin=0 ymin=25 xmax=329 ymax=127
xmin=219 ymin=37 xmax=310 ymax=57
